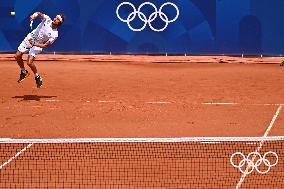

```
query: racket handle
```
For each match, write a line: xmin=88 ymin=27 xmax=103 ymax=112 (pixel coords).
xmin=30 ymin=21 xmax=33 ymax=30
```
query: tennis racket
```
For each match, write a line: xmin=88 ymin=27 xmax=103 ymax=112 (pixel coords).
xmin=30 ymin=21 xmax=33 ymax=30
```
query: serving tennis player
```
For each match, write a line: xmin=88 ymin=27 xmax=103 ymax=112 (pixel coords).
xmin=14 ymin=12 xmax=65 ymax=88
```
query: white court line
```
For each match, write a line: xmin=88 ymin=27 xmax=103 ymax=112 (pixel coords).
xmin=32 ymin=106 xmax=43 ymax=108
xmin=203 ymin=102 xmax=284 ymax=106
xmin=203 ymin=102 xmax=238 ymax=105
xmin=98 ymin=100 xmax=116 ymax=103
xmin=261 ymin=103 xmax=284 ymax=106
xmin=236 ymin=105 xmax=283 ymax=189
xmin=0 ymin=143 xmax=33 ymax=170
xmin=44 ymin=99 xmax=59 ymax=102
xmin=21 ymin=99 xmax=284 ymax=106
xmin=146 ymin=101 xmax=171 ymax=104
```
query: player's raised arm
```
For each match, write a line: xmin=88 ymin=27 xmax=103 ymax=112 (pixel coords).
xmin=29 ymin=12 xmax=46 ymax=21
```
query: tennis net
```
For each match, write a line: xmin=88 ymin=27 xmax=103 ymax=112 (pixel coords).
xmin=0 ymin=137 xmax=283 ymax=189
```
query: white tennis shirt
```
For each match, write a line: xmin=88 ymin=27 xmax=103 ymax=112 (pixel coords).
xmin=31 ymin=14 xmax=58 ymax=45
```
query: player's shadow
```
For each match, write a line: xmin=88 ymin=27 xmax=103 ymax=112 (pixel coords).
xmin=12 ymin=95 xmax=57 ymax=101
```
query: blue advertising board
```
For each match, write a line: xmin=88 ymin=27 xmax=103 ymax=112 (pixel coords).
xmin=0 ymin=0 xmax=284 ymax=55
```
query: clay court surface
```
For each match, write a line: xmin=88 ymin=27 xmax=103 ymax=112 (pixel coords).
xmin=1 ymin=54 xmax=284 ymax=188
xmin=0 ymin=54 xmax=284 ymax=138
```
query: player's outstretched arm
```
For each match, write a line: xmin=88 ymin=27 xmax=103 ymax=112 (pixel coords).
xmin=29 ymin=12 xmax=45 ymax=21
xmin=33 ymin=40 xmax=54 ymax=49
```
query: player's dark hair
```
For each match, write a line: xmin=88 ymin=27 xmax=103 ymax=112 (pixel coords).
xmin=58 ymin=13 xmax=66 ymax=26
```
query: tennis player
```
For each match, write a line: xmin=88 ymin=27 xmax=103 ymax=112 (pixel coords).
xmin=15 ymin=12 xmax=65 ymax=88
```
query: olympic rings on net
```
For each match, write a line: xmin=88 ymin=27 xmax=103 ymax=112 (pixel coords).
xmin=116 ymin=2 xmax=179 ymax=32
xmin=230 ymin=151 xmax=278 ymax=175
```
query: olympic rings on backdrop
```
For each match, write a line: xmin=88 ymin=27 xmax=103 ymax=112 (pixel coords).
xmin=230 ymin=151 xmax=278 ymax=175
xmin=116 ymin=2 xmax=179 ymax=32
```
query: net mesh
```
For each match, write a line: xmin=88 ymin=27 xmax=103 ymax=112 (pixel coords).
xmin=0 ymin=137 xmax=283 ymax=189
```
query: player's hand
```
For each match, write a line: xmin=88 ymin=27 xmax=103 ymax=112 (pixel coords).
xmin=28 ymin=38 xmax=34 ymax=46
xmin=29 ymin=15 xmax=35 ymax=21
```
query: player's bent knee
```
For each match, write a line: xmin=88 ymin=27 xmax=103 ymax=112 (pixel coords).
xmin=14 ymin=54 xmax=22 ymax=61
xmin=27 ymin=62 xmax=34 ymax=67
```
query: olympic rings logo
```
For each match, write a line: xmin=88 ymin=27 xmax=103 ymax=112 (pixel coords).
xmin=116 ymin=2 xmax=179 ymax=32
xmin=230 ymin=151 xmax=278 ymax=175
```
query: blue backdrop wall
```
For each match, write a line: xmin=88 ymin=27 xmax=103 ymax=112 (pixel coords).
xmin=0 ymin=0 xmax=284 ymax=55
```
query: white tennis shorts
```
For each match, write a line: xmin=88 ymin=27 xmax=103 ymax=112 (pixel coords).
xmin=18 ymin=33 xmax=42 ymax=57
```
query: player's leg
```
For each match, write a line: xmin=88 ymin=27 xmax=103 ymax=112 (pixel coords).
xmin=14 ymin=50 xmax=24 ymax=69
xmin=15 ymin=50 xmax=30 ymax=83
xmin=27 ymin=55 xmax=42 ymax=88
xmin=27 ymin=55 xmax=38 ymax=75
xmin=28 ymin=46 xmax=43 ymax=88
xmin=280 ymin=60 xmax=284 ymax=66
